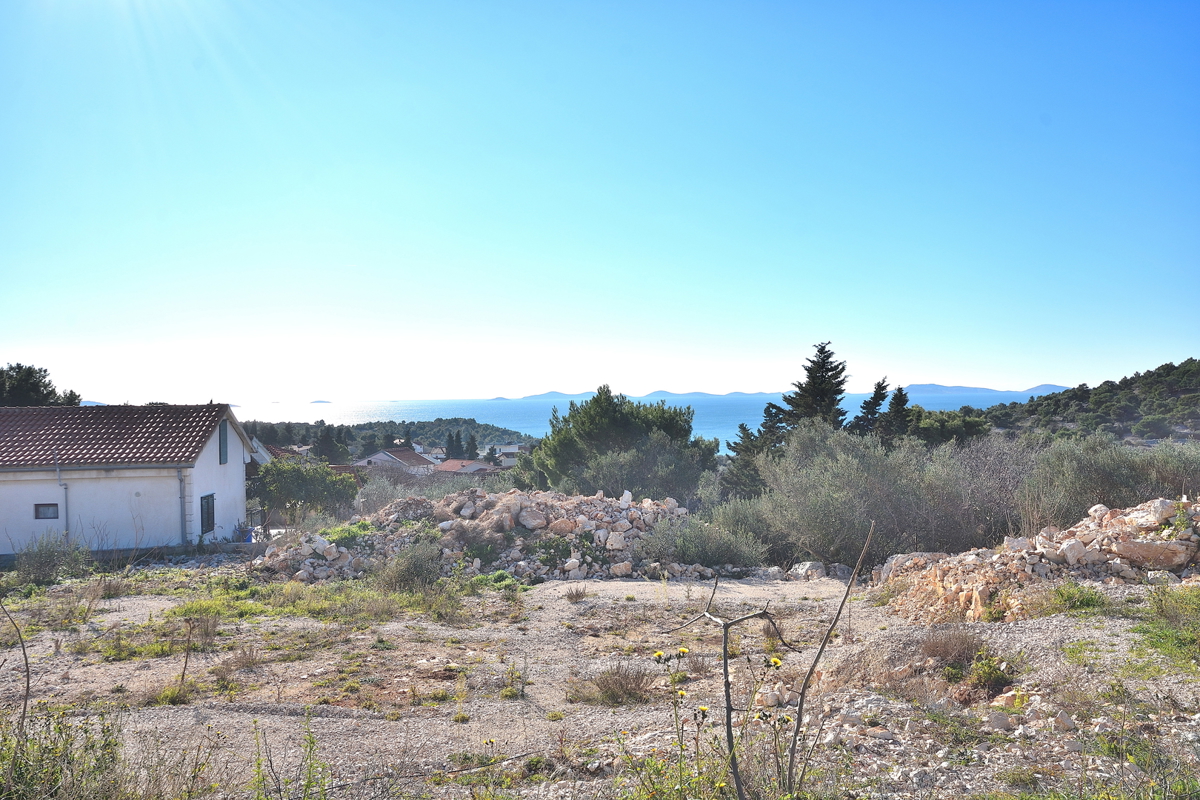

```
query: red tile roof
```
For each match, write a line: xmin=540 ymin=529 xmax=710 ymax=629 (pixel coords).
xmin=0 ymin=405 xmax=233 ymax=468
xmin=383 ymin=448 xmax=436 ymax=467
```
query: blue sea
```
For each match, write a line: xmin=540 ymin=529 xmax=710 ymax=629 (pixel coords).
xmin=231 ymin=388 xmax=1061 ymax=453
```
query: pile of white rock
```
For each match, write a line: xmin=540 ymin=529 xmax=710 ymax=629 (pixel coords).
xmin=880 ymin=498 xmax=1200 ymax=623
xmin=251 ymin=533 xmax=368 ymax=583
xmin=253 ymin=487 xmax=694 ymax=583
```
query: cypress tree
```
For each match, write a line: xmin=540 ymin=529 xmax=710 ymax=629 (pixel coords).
xmin=767 ymin=342 xmax=849 ymax=431
xmin=848 ymin=378 xmax=890 ymax=435
xmin=878 ymin=386 xmax=912 ymax=444
xmin=445 ymin=431 xmax=457 ymax=459
xmin=465 ymin=433 xmax=479 ymax=460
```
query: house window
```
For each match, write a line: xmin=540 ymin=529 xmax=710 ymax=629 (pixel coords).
xmin=34 ymin=503 xmax=59 ymax=520
xmin=219 ymin=419 xmax=229 ymax=465
xmin=200 ymin=494 xmax=215 ymax=534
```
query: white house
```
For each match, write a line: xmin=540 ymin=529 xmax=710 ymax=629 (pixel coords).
xmin=352 ymin=447 xmax=437 ymax=475
xmin=0 ymin=404 xmax=254 ymax=554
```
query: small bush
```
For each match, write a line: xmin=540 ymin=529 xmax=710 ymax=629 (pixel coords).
xmin=564 ymin=584 xmax=588 ymax=604
xmin=374 ymin=541 xmax=441 ymax=592
xmin=919 ymin=626 xmax=983 ymax=666
xmin=587 ymin=661 xmax=654 ymax=706
xmin=638 ymin=517 xmax=765 ymax=568
xmin=154 ymin=682 xmax=193 ymax=706
xmin=15 ymin=531 xmax=89 ymax=585
xmin=1054 ymin=581 xmax=1107 ymax=611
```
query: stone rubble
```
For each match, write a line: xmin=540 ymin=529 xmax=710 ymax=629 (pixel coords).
xmin=622 ymin=688 xmax=1200 ymax=800
xmin=876 ymin=498 xmax=1200 ymax=623
xmin=250 ymin=488 xmax=707 ymax=584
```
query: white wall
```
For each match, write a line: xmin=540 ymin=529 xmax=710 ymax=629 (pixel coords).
xmin=0 ymin=468 xmax=183 ymax=553
xmin=190 ymin=416 xmax=250 ymax=542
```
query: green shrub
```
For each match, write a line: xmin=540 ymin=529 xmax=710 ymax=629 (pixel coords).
xmin=15 ymin=531 xmax=89 ymax=585
xmin=639 ymin=517 xmax=765 ymax=568
xmin=1017 ymin=437 xmax=1200 ymax=533
xmin=373 ymin=541 xmax=441 ymax=592
xmin=319 ymin=520 xmax=373 ymax=549
xmin=753 ymin=423 xmax=1029 ymax=564
xmin=1053 ymin=581 xmax=1107 ymax=611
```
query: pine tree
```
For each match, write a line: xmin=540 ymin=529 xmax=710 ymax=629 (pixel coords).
xmin=847 ymin=378 xmax=889 ymax=435
xmin=718 ymin=423 xmax=771 ymax=499
xmin=766 ymin=342 xmax=849 ymax=431
xmin=878 ymin=386 xmax=911 ymax=444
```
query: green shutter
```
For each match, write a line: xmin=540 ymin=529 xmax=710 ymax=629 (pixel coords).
xmin=219 ymin=419 xmax=229 ymax=465
xmin=201 ymin=494 xmax=215 ymax=534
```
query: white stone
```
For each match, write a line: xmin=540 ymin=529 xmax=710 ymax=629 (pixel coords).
xmin=1147 ymin=570 xmax=1181 ymax=585
xmin=1052 ymin=711 xmax=1076 ymax=732
xmin=1059 ymin=539 xmax=1086 ymax=566
xmin=517 ymin=507 xmax=548 ymax=529
xmin=563 ymin=558 xmax=581 ymax=571
xmin=609 ymin=561 xmax=633 ymax=577
xmin=606 ymin=531 xmax=627 ymax=550
xmin=619 ymin=490 xmax=633 ymax=509
xmin=789 ymin=561 xmax=826 ymax=580
xmin=1089 ymin=504 xmax=1110 ymax=520
xmin=986 ymin=712 xmax=1014 ymax=731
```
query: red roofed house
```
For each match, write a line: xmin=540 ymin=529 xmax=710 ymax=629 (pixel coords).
xmin=435 ymin=459 xmax=500 ymax=475
xmin=353 ymin=447 xmax=437 ymax=475
xmin=0 ymin=404 xmax=254 ymax=554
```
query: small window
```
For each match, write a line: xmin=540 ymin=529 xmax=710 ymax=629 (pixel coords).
xmin=34 ymin=503 xmax=59 ymax=520
xmin=200 ymin=494 xmax=215 ymax=534
xmin=219 ymin=419 xmax=229 ymax=465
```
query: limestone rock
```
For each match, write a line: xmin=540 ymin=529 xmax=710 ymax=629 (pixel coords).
xmin=609 ymin=561 xmax=633 ymax=577
xmin=790 ymin=561 xmax=826 ymax=580
xmin=1111 ymin=539 xmax=1196 ymax=570
xmin=517 ymin=507 xmax=548 ymax=530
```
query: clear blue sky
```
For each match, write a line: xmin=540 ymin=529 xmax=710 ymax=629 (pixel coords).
xmin=2 ymin=1 xmax=1196 ymax=403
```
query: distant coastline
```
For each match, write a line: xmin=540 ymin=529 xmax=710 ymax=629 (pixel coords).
xmin=183 ymin=384 xmax=1068 ymax=453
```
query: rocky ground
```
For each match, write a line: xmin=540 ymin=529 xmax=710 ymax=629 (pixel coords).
xmin=1 ymin=497 xmax=1198 ymax=799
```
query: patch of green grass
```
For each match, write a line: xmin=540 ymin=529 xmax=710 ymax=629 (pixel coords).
xmin=1130 ymin=585 xmax=1200 ymax=675
xmin=169 ymin=596 xmax=267 ymax=620
xmin=1061 ymin=639 xmax=1100 ymax=667
xmin=320 ymin=520 xmax=374 ymax=549
xmin=1054 ymin=581 xmax=1108 ymax=611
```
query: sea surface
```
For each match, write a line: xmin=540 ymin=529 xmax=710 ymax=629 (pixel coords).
xmin=230 ymin=387 xmax=1061 ymax=452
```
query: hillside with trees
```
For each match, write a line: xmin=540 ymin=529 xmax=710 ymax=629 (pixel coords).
xmin=240 ymin=417 xmax=535 ymax=464
xmin=975 ymin=358 xmax=1200 ymax=438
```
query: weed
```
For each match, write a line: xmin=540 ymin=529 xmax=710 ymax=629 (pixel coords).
xmin=452 ymin=712 xmax=470 ymax=723
xmin=546 ymin=711 xmax=564 ymax=721
xmin=574 ymin=661 xmax=655 ymax=706
xmin=15 ymin=531 xmax=89 ymax=585
xmin=1131 ymin=585 xmax=1200 ymax=675
xmin=565 ymin=584 xmax=588 ymax=604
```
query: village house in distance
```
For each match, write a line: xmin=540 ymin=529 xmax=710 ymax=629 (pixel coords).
xmin=0 ymin=404 xmax=253 ymax=554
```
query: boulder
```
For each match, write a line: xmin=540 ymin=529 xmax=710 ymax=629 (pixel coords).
xmin=517 ymin=507 xmax=548 ymax=530
xmin=789 ymin=561 xmax=826 ymax=580
xmin=606 ymin=531 xmax=627 ymax=551
xmin=1111 ymin=539 xmax=1196 ymax=570
xmin=609 ymin=561 xmax=633 ymax=577
xmin=548 ymin=518 xmax=576 ymax=535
